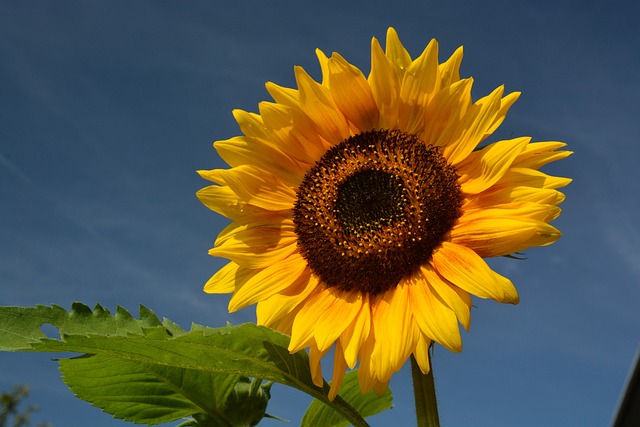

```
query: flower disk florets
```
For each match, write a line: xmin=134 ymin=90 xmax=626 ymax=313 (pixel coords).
xmin=293 ymin=129 xmax=462 ymax=295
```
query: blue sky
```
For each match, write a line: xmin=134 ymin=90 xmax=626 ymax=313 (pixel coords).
xmin=1 ymin=1 xmax=639 ymax=426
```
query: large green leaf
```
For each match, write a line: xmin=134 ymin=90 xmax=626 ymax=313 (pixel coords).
xmin=301 ymin=370 xmax=393 ymax=427
xmin=59 ymin=354 xmax=230 ymax=425
xmin=0 ymin=303 xmax=392 ymax=426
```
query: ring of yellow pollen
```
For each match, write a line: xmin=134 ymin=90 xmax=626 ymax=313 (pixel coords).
xmin=293 ymin=129 xmax=463 ymax=295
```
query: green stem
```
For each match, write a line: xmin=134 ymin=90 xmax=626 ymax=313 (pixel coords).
xmin=410 ymin=354 xmax=440 ymax=427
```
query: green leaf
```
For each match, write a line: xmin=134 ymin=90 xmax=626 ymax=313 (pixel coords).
xmin=301 ymin=370 xmax=393 ymax=427
xmin=0 ymin=304 xmax=382 ymax=427
xmin=0 ymin=303 xmax=179 ymax=351
xmin=59 ymin=354 xmax=232 ymax=425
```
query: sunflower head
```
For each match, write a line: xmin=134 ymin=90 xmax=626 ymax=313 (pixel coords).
xmin=198 ymin=27 xmax=572 ymax=400
xmin=293 ymin=128 xmax=463 ymax=296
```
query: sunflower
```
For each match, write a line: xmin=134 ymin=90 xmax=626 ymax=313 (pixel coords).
xmin=197 ymin=27 xmax=571 ymax=400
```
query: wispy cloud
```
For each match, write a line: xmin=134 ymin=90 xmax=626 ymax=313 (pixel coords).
xmin=604 ymin=210 xmax=640 ymax=280
xmin=0 ymin=151 xmax=33 ymax=184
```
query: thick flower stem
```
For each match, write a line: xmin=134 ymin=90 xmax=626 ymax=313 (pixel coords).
xmin=410 ymin=354 xmax=440 ymax=427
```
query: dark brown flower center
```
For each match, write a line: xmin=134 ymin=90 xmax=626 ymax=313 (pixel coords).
xmin=335 ymin=169 xmax=406 ymax=233
xmin=293 ymin=129 xmax=462 ymax=295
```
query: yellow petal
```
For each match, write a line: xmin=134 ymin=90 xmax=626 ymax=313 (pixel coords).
xmin=408 ymin=271 xmax=462 ymax=352
xmin=211 ymin=234 xmax=297 ymax=269
xmin=420 ymin=78 xmax=473 ymax=147
xmin=450 ymin=285 xmax=473 ymax=328
xmin=412 ymin=333 xmax=433 ymax=374
xmin=328 ymin=340 xmax=348 ymax=401
xmin=432 ymin=241 xmax=519 ymax=303
xmin=498 ymin=168 xmax=573 ymax=190
xmin=327 ymin=52 xmax=379 ymax=132
xmin=263 ymin=86 xmax=334 ymax=154
xmin=494 ymin=269 xmax=519 ymax=304
xmin=513 ymin=141 xmax=572 ymax=169
xmin=266 ymin=309 xmax=298 ymax=336
xmin=206 ymin=165 xmax=296 ymax=211
xmin=339 ymin=294 xmax=371 ymax=369
xmin=461 ymin=202 xmax=562 ymax=224
xmin=258 ymin=101 xmax=326 ymax=164
xmin=210 ymin=205 xmax=294 ymax=234
xmin=357 ymin=335 xmax=377 ymax=393
xmin=458 ymin=137 xmax=530 ymax=195
xmin=464 ymin=185 xmax=567 ymax=209
xmin=265 ymin=81 xmax=299 ymax=105
xmin=372 ymin=379 xmax=390 ymax=396
xmin=397 ymin=38 xmax=440 ymax=133
xmin=228 ymin=252 xmax=308 ymax=312
xmin=384 ymin=27 xmax=412 ymax=72
xmin=294 ymin=66 xmax=350 ymax=145
xmin=439 ymin=46 xmax=464 ymax=87
xmin=289 ymin=289 xmax=362 ymax=353
xmin=211 ymin=212 xmax=298 ymax=269
xmin=441 ymin=85 xmax=506 ymax=165
xmin=232 ymin=109 xmax=267 ymax=139
xmin=196 ymin=185 xmax=264 ymax=219
xmin=309 ymin=345 xmax=327 ymax=388
xmin=203 ymin=261 xmax=245 ymax=294
xmin=214 ymin=136 xmax=304 ymax=185
xmin=315 ymin=49 xmax=331 ymax=87
xmin=421 ymin=265 xmax=472 ymax=331
xmin=256 ymin=270 xmax=319 ymax=328
xmin=451 ymin=216 xmax=562 ymax=258
xmin=197 ymin=169 xmax=225 ymax=185
xmin=481 ymin=91 xmax=520 ymax=141
xmin=370 ymin=283 xmax=419 ymax=382
xmin=369 ymin=37 xmax=401 ymax=128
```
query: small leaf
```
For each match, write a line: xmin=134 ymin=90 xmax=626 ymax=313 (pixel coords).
xmin=301 ymin=370 xmax=393 ymax=427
